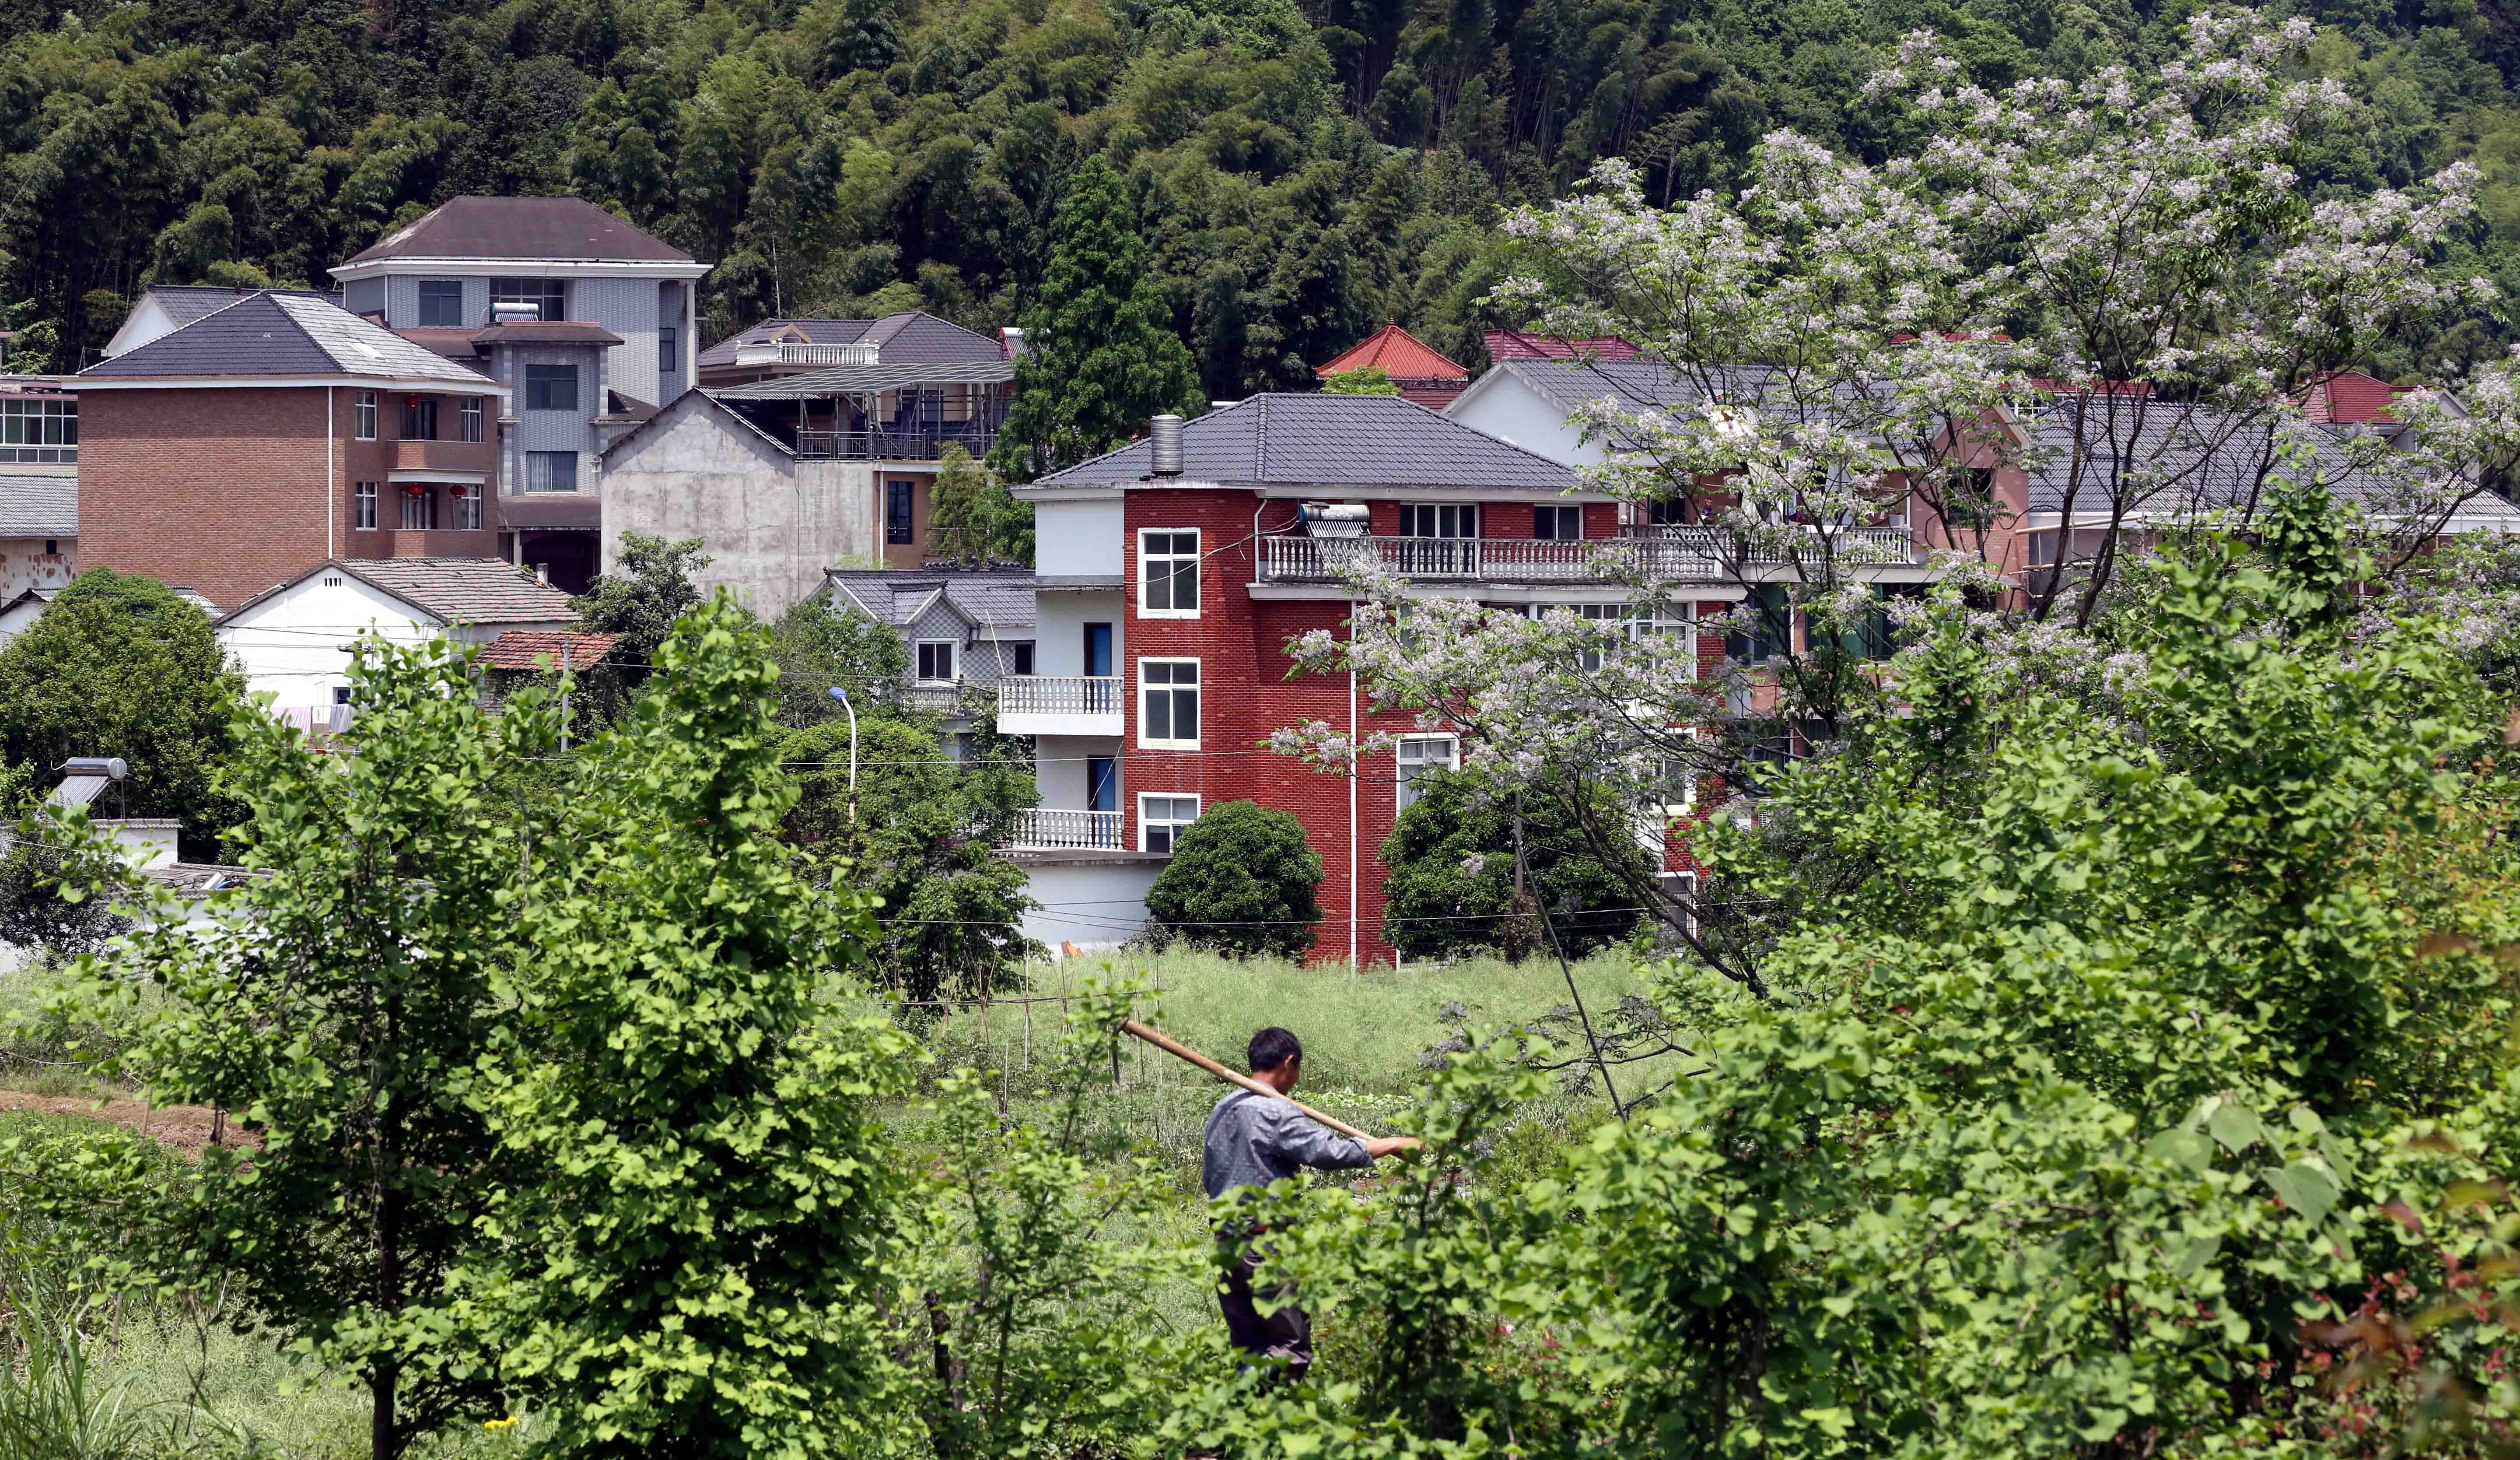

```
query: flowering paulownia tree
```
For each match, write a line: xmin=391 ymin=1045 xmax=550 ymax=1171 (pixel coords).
xmin=1277 ymin=14 xmax=2520 ymax=983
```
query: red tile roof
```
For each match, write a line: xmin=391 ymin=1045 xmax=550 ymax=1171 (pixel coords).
xmin=2300 ymin=369 xmax=2406 ymax=424
xmin=480 ymin=630 xmax=620 ymax=672
xmin=1484 ymin=328 xmax=1642 ymax=361
xmin=1316 ymin=323 xmax=1469 ymax=383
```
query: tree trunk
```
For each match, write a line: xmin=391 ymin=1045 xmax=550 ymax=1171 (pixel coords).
xmin=372 ymin=1358 xmax=399 ymax=1460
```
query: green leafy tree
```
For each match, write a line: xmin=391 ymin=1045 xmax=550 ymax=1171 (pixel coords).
xmin=1320 ymin=365 xmax=1400 ymax=395
xmin=462 ymin=596 xmax=926 ymax=1453
xmin=1144 ymin=800 xmax=1322 ymax=959
xmin=926 ymin=443 xmax=1031 ymax=567
xmin=0 ymin=569 xmax=246 ymax=861
xmin=1381 ymin=769 xmax=1648 ymax=960
xmin=781 ymin=715 xmax=1038 ymax=1001
xmin=769 ymin=594 xmax=914 ymax=726
xmin=572 ymin=534 xmax=711 ymax=674
xmin=36 ymin=637 xmax=564 ymax=1460
xmin=992 ymin=154 xmax=1204 ymax=483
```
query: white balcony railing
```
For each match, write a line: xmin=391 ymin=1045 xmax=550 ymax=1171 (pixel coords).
xmin=995 ymin=675 xmax=1124 ymax=734
xmin=1005 ymin=807 xmax=1124 ymax=852
xmin=732 ymin=340 xmax=882 ymax=368
xmin=1256 ymin=526 xmax=1917 ymax=583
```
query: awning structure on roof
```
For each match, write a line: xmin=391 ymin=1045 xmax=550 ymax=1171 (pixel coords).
xmin=715 ymin=360 xmax=1017 ymax=398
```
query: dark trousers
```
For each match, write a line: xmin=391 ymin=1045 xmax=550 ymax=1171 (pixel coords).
xmin=1217 ymin=1234 xmax=1311 ymax=1379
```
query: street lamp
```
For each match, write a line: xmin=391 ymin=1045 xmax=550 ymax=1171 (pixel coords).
xmin=826 ymin=685 xmax=858 ymax=824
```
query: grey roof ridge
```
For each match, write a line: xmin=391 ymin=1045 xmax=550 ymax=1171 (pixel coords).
xmin=1032 ymin=396 xmax=1267 ymax=485
xmin=213 ymin=558 xmax=419 ymax=628
xmin=599 ymin=388 xmax=796 ymax=460
xmin=84 ymin=289 xmax=273 ymax=373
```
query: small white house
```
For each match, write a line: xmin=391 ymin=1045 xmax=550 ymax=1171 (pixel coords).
xmin=216 ymin=557 xmax=575 ymax=719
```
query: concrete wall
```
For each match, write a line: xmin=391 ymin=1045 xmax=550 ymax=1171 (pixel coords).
xmin=1018 ymin=859 xmax=1161 ymax=951
xmin=600 ymin=396 xmax=881 ymax=619
xmin=0 ymin=534 xmax=73 ymax=598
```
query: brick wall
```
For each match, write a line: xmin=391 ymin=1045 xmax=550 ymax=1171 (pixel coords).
xmin=78 ymin=387 xmax=340 ymax=607
xmin=80 ymin=385 xmax=501 ymax=610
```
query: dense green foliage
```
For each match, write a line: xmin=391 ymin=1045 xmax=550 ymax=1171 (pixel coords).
xmin=17 ymin=0 xmax=2520 ymax=383
xmin=768 ymin=592 xmax=915 ymax=723
xmin=992 ymin=152 xmax=1204 ymax=480
xmin=39 ymin=637 xmax=564 ymax=1457
xmin=570 ymin=532 xmax=707 ymax=673
xmin=924 ymin=443 xmax=1031 ymax=565
xmin=1145 ymin=799 xmax=1323 ymax=958
xmin=782 ymin=713 xmax=1040 ymax=1000
xmin=0 ymin=569 xmax=245 ymax=861
xmin=1380 ymin=769 xmax=1649 ymax=960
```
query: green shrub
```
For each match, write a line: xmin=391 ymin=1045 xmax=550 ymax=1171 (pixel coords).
xmin=1380 ymin=770 xmax=1648 ymax=961
xmin=1144 ymin=800 xmax=1322 ymax=959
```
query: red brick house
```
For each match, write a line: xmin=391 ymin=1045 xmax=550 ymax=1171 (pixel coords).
xmin=71 ymin=291 xmax=510 ymax=610
xmin=1005 ymin=393 xmax=1731 ymax=965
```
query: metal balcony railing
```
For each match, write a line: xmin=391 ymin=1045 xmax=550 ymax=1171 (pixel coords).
xmin=1256 ymin=526 xmax=1918 ymax=582
xmin=794 ymin=425 xmax=1002 ymax=462
xmin=1005 ymin=807 xmax=1125 ymax=851
xmin=997 ymin=676 xmax=1122 ymax=719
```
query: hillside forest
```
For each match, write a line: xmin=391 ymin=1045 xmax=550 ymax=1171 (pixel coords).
xmin=9 ymin=0 xmax=2520 ymax=396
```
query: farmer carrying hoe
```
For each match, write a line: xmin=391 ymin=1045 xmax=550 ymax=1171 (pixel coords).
xmin=1201 ymin=1026 xmax=1418 ymax=1379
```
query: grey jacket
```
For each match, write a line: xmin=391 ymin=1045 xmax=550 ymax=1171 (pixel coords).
xmin=1202 ymin=1089 xmax=1372 ymax=1200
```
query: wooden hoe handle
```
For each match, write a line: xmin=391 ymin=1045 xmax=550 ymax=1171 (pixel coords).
xmin=1119 ymin=1019 xmax=1375 ymax=1142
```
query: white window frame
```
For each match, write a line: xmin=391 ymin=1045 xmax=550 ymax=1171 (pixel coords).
xmin=1396 ymin=734 xmax=1459 ymax=812
xmin=1533 ymin=503 xmax=1582 ymax=540
xmin=1138 ymin=528 xmax=1201 ymax=618
xmin=353 ymin=481 xmax=378 ymax=531
xmin=1400 ymin=503 xmax=1478 ymax=537
xmin=354 ymin=390 xmax=378 ymax=442
xmin=915 ymin=639 xmax=958 ymax=684
xmin=1658 ymin=870 xmax=1699 ymax=939
xmin=1139 ymin=793 xmax=1200 ymax=854
xmin=460 ymin=397 xmax=484 ymax=442
xmin=452 ymin=484 xmax=482 ymax=531
xmin=1656 ymin=755 xmax=1699 ymax=816
xmin=1138 ymin=657 xmax=1200 ymax=748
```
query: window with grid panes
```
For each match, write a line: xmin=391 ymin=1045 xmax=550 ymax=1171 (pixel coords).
xmin=1139 ymin=660 xmax=1199 ymax=746
xmin=1396 ymin=735 xmax=1459 ymax=811
xmin=1140 ymin=794 xmax=1200 ymax=854
xmin=1139 ymin=529 xmax=1199 ymax=615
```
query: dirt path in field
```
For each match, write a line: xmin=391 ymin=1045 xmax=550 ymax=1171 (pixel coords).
xmin=0 ymin=1090 xmax=252 ymax=1154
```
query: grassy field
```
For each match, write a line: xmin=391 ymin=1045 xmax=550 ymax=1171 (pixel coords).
xmin=0 ymin=943 xmax=1677 ymax=1456
xmin=915 ymin=942 xmax=1676 ymax=1097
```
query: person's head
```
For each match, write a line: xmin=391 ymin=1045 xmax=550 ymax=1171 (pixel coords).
xmin=1248 ymin=1027 xmax=1302 ymax=1092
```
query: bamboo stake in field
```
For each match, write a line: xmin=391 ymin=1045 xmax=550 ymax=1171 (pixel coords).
xmin=1118 ymin=1019 xmax=1374 ymax=1141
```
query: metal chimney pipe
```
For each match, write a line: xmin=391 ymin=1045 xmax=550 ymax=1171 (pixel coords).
xmin=1149 ymin=414 xmax=1184 ymax=477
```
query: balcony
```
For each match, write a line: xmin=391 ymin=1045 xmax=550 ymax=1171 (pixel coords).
xmin=1005 ymin=807 xmax=1125 ymax=852
xmin=1256 ymin=526 xmax=1918 ymax=583
xmin=795 ymin=425 xmax=1001 ymax=463
xmin=391 ymin=439 xmax=493 ymax=474
xmin=734 ymin=341 xmax=880 ymax=369
xmin=995 ymin=675 xmax=1123 ymax=736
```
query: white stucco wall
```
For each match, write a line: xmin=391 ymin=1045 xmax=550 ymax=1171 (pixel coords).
xmin=1020 ymin=860 xmax=1160 ymax=951
xmin=0 ymin=535 xmax=73 ymax=599
xmin=1031 ymin=589 xmax=1124 ymax=678
xmin=214 ymin=572 xmax=536 ymax=711
xmin=1035 ymin=498 xmax=1125 ymax=578
xmin=1031 ymin=733 xmax=1124 ymax=811
xmin=1444 ymin=370 xmax=1604 ymax=467
xmin=601 ymin=397 xmax=882 ymax=619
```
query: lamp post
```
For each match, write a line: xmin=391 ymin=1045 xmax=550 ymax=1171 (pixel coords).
xmin=826 ymin=685 xmax=858 ymax=824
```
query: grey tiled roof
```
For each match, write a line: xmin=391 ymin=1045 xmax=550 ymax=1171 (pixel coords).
xmin=0 ymin=473 xmax=75 ymax=536
xmin=825 ymin=569 xmax=1035 ymax=630
xmin=1033 ymin=393 xmax=1578 ymax=492
xmin=2024 ymin=399 xmax=2520 ymax=521
xmin=341 ymin=197 xmax=691 ymax=265
xmin=80 ymin=294 xmax=497 ymax=386
xmin=339 ymin=558 xmax=578 ymax=623
xmin=696 ymin=311 xmax=1007 ymax=370
xmin=148 ymin=284 xmax=339 ymax=329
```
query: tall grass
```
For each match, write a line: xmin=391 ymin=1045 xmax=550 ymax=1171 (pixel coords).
xmin=911 ymin=944 xmax=1682 ymax=1096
